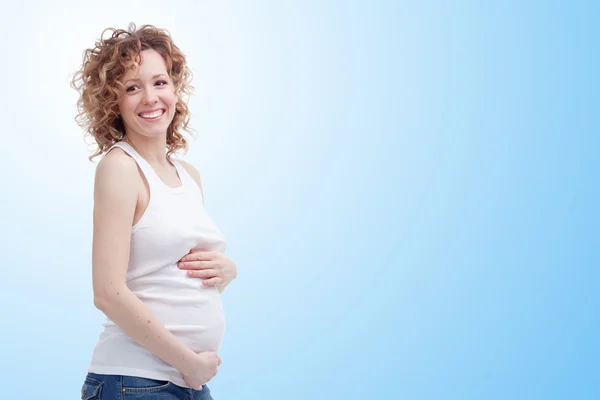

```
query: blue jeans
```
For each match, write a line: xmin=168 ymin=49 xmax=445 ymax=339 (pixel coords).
xmin=81 ymin=373 xmax=214 ymax=400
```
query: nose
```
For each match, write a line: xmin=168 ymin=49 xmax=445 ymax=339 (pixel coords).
xmin=142 ymin=88 xmax=159 ymax=105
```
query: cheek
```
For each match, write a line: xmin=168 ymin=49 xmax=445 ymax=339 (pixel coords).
xmin=118 ymin=99 xmax=140 ymax=127
xmin=164 ymin=97 xmax=179 ymax=117
xmin=166 ymin=91 xmax=178 ymax=108
xmin=118 ymin=97 xmax=135 ymax=116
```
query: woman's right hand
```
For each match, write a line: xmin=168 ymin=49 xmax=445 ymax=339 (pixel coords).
xmin=182 ymin=351 xmax=222 ymax=390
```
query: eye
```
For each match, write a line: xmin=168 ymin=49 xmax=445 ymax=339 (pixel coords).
xmin=156 ymin=80 xmax=168 ymax=87
xmin=126 ymin=85 xmax=139 ymax=92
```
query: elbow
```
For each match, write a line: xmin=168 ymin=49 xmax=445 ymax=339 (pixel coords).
xmin=93 ymin=294 xmax=110 ymax=312
xmin=93 ymin=287 xmax=125 ymax=312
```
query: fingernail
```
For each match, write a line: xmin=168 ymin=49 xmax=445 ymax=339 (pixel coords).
xmin=187 ymin=271 xmax=193 ymax=276
xmin=178 ymin=262 xmax=184 ymax=268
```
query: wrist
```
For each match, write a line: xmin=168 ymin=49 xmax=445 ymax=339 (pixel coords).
xmin=174 ymin=347 xmax=198 ymax=375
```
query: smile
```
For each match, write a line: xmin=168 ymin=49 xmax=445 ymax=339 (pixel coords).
xmin=138 ymin=109 xmax=165 ymax=121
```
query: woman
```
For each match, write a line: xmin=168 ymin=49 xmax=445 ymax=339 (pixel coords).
xmin=71 ymin=24 xmax=237 ymax=400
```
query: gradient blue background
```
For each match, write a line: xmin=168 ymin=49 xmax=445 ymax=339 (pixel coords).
xmin=0 ymin=1 xmax=597 ymax=399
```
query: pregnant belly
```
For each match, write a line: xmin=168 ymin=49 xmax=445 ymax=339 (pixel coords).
xmin=128 ymin=274 xmax=227 ymax=352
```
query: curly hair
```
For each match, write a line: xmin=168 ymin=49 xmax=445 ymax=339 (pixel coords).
xmin=71 ymin=23 xmax=195 ymax=161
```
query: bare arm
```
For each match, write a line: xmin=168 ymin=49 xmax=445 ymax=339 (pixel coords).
xmin=92 ymin=151 xmax=197 ymax=374
xmin=179 ymin=160 xmax=231 ymax=294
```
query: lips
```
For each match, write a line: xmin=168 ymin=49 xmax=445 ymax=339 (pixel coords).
xmin=138 ymin=109 xmax=165 ymax=119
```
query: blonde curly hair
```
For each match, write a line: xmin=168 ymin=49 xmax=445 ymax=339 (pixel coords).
xmin=71 ymin=23 xmax=194 ymax=161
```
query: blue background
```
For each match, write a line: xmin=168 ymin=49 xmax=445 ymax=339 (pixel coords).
xmin=0 ymin=1 xmax=597 ymax=399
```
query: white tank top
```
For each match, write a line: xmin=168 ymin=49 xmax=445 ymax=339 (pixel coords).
xmin=88 ymin=142 xmax=227 ymax=388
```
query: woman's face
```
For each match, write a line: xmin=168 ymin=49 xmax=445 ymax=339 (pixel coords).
xmin=117 ymin=49 xmax=177 ymax=139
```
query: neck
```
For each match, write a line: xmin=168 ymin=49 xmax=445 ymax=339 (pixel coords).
xmin=123 ymin=133 xmax=170 ymax=166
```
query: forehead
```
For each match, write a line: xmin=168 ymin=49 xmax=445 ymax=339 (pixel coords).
xmin=121 ymin=49 xmax=168 ymax=81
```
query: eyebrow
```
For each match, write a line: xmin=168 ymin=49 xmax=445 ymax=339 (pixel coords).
xmin=124 ymin=74 xmax=169 ymax=85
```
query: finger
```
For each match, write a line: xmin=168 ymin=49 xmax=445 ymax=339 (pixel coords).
xmin=202 ymin=277 xmax=223 ymax=286
xmin=217 ymin=356 xmax=222 ymax=366
xmin=178 ymin=260 xmax=216 ymax=270
xmin=181 ymin=251 xmax=217 ymax=262
xmin=186 ymin=269 xmax=219 ymax=279
xmin=187 ymin=247 xmax=208 ymax=254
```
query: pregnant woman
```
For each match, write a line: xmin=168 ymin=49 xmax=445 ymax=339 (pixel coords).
xmin=71 ymin=24 xmax=237 ymax=400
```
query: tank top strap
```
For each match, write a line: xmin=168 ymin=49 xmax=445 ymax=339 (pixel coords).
xmin=170 ymin=159 xmax=192 ymax=186
xmin=106 ymin=141 xmax=165 ymax=191
xmin=170 ymin=159 xmax=205 ymax=203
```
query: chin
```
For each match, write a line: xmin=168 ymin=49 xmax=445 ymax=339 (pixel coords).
xmin=137 ymin=122 xmax=173 ymax=137
xmin=144 ymin=129 xmax=169 ymax=138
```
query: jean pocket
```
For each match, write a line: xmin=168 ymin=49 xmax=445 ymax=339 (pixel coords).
xmin=81 ymin=377 xmax=102 ymax=400
xmin=122 ymin=376 xmax=172 ymax=393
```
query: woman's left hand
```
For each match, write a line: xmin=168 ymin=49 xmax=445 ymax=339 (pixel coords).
xmin=178 ymin=250 xmax=237 ymax=287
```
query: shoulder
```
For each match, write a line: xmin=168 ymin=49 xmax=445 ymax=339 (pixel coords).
xmin=94 ymin=147 xmax=140 ymax=201
xmin=177 ymin=159 xmax=203 ymax=188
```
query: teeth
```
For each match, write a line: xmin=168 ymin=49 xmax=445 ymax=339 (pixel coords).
xmin=139 ymin=110 xmax=164 ymax=119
